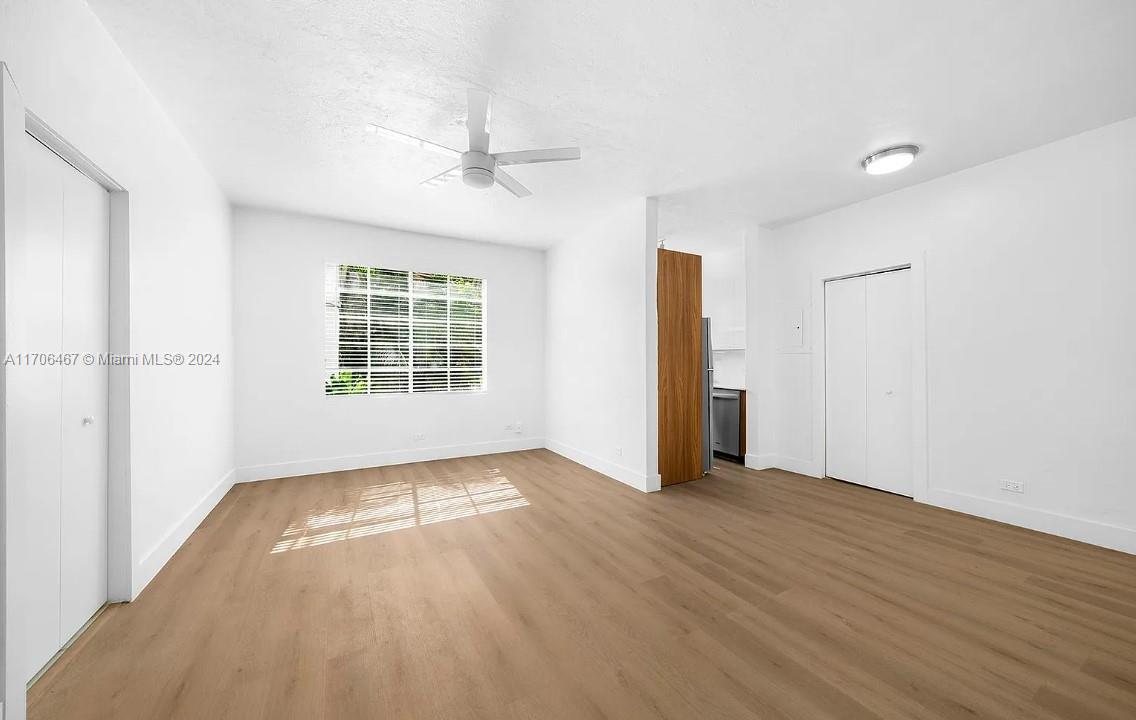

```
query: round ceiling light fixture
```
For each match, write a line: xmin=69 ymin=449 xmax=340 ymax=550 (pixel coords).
xmin=862 ymin=144 xmax=920 ymax=175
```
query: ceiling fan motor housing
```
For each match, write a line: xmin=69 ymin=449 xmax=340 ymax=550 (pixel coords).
xmin=462 ymin=151 xmax=495 ymax=189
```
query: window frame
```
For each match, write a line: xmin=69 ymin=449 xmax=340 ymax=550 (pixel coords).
xmin=324 ymin=262 xmax=487 ymax=396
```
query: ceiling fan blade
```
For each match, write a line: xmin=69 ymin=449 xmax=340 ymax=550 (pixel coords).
xmin=466 ymin=89 xmax=492 ymax=153
xmin=420 ymin=164 xmax=462 ymax=188
xmin=493 ymin=147 xmax=581 ymax=166
xmin=366 ymin=123 xmax=460 ymax=157
xmin=494 ymin=169 xmax=532 ymax=198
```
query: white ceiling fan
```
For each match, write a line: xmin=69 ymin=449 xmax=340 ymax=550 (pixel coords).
xmin=365 ymin=89 xmax=581 ymax=198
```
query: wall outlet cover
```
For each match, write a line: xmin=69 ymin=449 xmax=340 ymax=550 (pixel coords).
xmin=999 ymin=479 xmax=1025 ymax=494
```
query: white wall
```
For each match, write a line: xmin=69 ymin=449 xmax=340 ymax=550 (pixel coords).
xmin=545 ymin=198 xmax=659 ymax=491
xmin=2 ymin=0 xmax=234 ymax=715
xmin=232 ymin=207 xmax=546 ymax=480
xmin=747 ymin=116 xmax=1136 ymax=553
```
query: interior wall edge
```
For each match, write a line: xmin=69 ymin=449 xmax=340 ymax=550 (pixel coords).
xmin=132 ymin=467 xmax=235 ymax=600
xmin=234 ymin=438 xmax=545 ymax=484
xmin=643 ymin=196 xmax=659 ymax=481
xmin=545 ymin=439 xmax=658 ymax=493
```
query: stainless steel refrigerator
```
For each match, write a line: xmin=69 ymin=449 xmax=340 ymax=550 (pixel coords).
xmin=701 ymin=317 xmax=714 ymax=474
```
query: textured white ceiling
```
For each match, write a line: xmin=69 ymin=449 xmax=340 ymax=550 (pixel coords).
xmin=89 ymin=0 xmax=1136 ymax=247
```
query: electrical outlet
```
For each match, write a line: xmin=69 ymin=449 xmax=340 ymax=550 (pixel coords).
xmin=1000 ymin=479 xmax=1025 ymax=494
xmin=412 ymin=433 xmax=426 ymax=442
xmin=615 ymin=446 xmax=623 ymax=457
xmin=514 ymin=421 xmax=524 ymax=435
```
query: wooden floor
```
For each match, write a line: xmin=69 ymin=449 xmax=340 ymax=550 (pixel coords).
xmin=29 ymin=450 xmax=1136 ymax=720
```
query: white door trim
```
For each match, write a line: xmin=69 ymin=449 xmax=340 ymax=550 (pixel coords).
xmin=24 ymin=111 xmax=123 ymax=193
xmin=810 ymin=253 xmax=929 ymax=502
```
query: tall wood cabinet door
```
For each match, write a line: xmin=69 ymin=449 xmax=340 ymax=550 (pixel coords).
xmin=657 ymin=248 xmax=702 ymax=485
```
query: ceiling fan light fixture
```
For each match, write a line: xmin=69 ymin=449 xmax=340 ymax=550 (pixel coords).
xmin=463 ymin=168 xmax=495 ymax=189
xmin=364 ymin=89 xmax=581 ymax=198
xmin=862 ymin=144 xmax=919 ymax=175
xmin=462 ymin=151 xmax=495 ymax=189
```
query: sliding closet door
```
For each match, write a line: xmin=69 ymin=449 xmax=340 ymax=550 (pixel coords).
xmin=866 ymin=268 xmax=912 ymax=496
xmin=824 ymin=275 xmax=867 ymax=485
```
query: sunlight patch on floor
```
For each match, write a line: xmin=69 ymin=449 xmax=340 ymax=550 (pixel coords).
xmin=270 ymin=468 xmax=529 ymax=553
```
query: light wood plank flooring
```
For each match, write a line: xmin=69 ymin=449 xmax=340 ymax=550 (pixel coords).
xmin=29 ymin=449 xmax=1136 ymax=719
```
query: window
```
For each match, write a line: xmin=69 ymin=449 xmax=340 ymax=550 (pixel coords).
xmin=324 ymin=264 xmax=485 ymax=395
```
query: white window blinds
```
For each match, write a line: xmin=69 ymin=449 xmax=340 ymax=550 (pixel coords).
xmin=324 ymin=264 xmax=485 ymax=395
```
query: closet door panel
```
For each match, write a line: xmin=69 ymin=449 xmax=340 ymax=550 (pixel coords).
xmin=60 ymin=163 xmax=110 ymax=641
xmin=866 ymin=269 xmax=913 ymax=496
xmin=17 ymin=135 xmax=66 ymax=678
xmin=824 ymin=275 xmax=867 ymax=485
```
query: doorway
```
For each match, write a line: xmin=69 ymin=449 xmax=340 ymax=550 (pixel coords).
xmin=824 ymin=267 xmax=913 ymax=496
xmin=18 ymin=132 xmax=110 ymax=681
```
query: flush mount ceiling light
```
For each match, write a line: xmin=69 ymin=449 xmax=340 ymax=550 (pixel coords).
xmin=862 ymin=144 xmax=919 ymax=175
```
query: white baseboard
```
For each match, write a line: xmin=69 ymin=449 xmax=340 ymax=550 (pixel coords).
xmin=744 ymin=453 xmax=776 ymax=470
xmin=743 ymin=454 xmax=1134 ymax=555
xmin=546 ymin=439 xmax=658 ymax=493
xmin=644 ymin=472 xmax=662 ymax=493
xmin=744 ymin=453 xmax=822 ymax=478
xmin=134 ymin=467 xmax=235 ymax=599
xmin=924 ymin=488 xmax=1136 ymax=555
xmin=235 ymin=437 xmax=545 ymax=484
